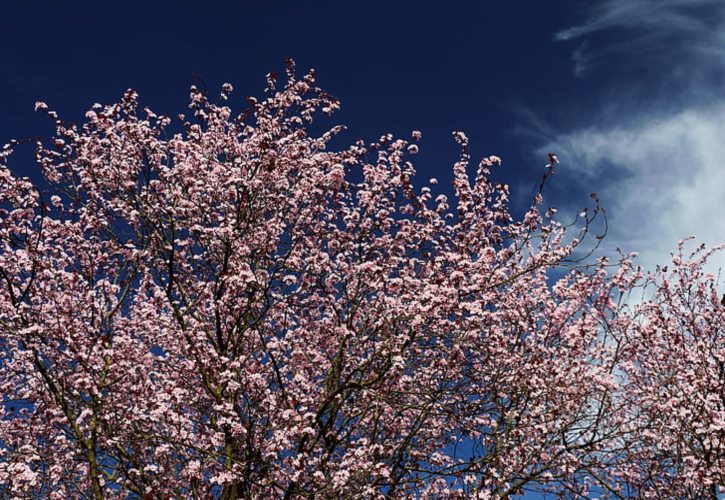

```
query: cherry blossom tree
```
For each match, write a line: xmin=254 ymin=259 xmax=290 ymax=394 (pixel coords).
xmin=0 ymin=61 xmax=721 ymax=498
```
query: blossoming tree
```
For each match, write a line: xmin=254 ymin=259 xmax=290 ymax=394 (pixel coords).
xmin=0 ymin=62 xmax=721 ymax=498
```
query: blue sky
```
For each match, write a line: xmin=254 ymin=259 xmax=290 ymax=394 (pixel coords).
xmin=2 ymin=0 xmax=724 ymax=275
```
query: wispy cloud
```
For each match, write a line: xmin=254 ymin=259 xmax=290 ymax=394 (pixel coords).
xmin=556 ymin=0 xmax=725 ymax=79
xmin=541 ymin=0 xmax=725 ymax=275
xmin=555 ymin=0 xmax=717 ymax=41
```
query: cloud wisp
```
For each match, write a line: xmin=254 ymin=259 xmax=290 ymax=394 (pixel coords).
xmin=555 ymin=0 xmax=725 ymax=80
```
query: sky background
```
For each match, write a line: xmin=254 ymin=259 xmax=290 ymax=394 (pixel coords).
xmin=2 ymin=0 xmax=724 ymax=277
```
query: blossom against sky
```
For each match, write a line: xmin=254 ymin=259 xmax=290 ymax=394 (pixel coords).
xmin=2 ymin=0 xmax=723 ymax=273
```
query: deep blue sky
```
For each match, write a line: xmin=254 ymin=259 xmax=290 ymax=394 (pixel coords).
xmin=0 ymin=1 xmax=585 ymax=197
xmin=3 ymin=0 xmax=724 ymax=272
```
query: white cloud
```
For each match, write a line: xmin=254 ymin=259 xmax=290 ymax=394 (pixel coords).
xmin=541 ymin=0 xmax=725 ymax=277
xmin=542 ymin=105 xmax=725 ymax=274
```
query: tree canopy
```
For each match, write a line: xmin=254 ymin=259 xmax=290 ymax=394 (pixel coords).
xmin=1 ymin=63 xmax=722 ymax=498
